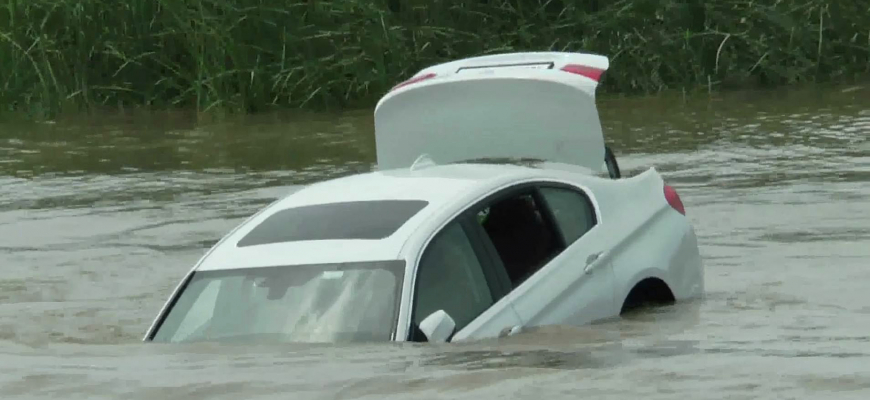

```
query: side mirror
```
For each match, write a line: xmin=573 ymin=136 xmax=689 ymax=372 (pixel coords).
xmin=418 ymin=310 xmax=456 ymax=343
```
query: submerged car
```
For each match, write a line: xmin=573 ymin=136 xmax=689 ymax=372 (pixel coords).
xmin=144 ymin=52 xmax=704 ymax=344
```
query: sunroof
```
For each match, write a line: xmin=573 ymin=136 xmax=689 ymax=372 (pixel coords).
xmin=237 ymin=200 xmax=429 ymax=247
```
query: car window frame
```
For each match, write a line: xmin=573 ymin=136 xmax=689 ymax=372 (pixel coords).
xmin=463 ymin=182 xmax=570 ymax=280
xmin=533 ymin=182 xmax=599 ymax=247
xmin=460 ymin=181 xmax=599 ymax=294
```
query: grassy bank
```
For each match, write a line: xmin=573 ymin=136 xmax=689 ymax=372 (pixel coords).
xmin=1 ymin=0 xmax=868 ymax=119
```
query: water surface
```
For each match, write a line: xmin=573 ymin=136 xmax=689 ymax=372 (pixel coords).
xmin=1 ymin=84 xmax=869 ymax=399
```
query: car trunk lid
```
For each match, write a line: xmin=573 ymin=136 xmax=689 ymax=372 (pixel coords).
xmin=373 ymin=52 xmax=610 ymax=172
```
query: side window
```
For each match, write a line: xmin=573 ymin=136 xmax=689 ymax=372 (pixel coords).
xmin=476 ymin=191 xmax=564 ymax=287
xmin=413 ymin=222 xmax=494 ymax=334
xmin=538 ymin=187 xmax=597 ymax=245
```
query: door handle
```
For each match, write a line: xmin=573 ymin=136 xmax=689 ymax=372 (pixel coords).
xmin=584 ymin=251 xmax=604 ymax=274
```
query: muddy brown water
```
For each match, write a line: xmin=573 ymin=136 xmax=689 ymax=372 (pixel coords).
xmin=1 ymin=84 xmax=869 ymax=399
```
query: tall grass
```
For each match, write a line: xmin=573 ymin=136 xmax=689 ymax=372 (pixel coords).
xmin=1 ymin=0 xmax=868 ymax=118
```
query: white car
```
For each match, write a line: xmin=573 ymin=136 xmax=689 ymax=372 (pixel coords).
xmin=144 ymin=52 xmax=704 ymax=344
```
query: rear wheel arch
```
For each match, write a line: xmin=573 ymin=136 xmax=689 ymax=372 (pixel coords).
xmin=620 ymin=276 xmax=675 ymax=315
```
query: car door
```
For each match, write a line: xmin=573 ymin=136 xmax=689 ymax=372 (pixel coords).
xmin=510 ymin=183 xmax=618 ymax=327
xmin=466 ymin=181 xmax=618 ymax=329
xmin=408 ymin=218 xmax=523 ymax=342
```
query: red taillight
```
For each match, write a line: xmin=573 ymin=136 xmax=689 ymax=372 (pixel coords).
xmin=390 ymin=72 xmax=437 ymax=92
xmin=664 ymin=185 xmax=686 ymax=215
xmin=560 ymin=64 xmax=604 ymax=82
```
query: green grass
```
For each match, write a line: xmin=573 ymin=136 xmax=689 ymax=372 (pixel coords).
xmin=1 ymin=0 xmax=868 ymax=119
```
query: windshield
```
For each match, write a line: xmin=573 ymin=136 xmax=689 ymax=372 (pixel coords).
xmin=150 ymin=260 xmax=405 ymax=343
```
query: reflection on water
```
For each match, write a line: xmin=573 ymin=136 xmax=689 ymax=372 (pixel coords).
xmin=1 ymin=84 xmax=869 ymax=399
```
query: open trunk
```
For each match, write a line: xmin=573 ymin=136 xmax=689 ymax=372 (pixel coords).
xmin=373 ymin=52 xmax=611 ymax=173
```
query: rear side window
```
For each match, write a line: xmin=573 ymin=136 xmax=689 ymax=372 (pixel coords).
xmin=539 ymin=187 xmax=597 ymax=245
xmin=238 ymin=200 xmax=428 ymax=247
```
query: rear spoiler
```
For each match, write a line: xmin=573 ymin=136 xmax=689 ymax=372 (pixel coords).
xmin=391 ymin=51 xmax=609 ymax=94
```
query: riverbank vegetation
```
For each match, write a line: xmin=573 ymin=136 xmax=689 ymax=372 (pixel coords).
xmin=1 ymin=0 xmax=868 ymax=119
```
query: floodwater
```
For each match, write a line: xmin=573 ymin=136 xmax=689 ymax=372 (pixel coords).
xmin=1 ymin=84 xmax=869 ymax=399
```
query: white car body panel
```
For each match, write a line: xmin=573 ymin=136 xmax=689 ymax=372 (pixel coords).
xmin=144 ymin=51 xmax=705 ymax=344
xmin=374 ymin=52 xmax=609 ymax=172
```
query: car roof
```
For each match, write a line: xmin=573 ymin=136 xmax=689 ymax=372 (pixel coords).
xmin=194 ymin=162 xmax=564 ymax=272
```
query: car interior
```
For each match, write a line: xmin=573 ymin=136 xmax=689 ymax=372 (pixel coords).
xmin=479 ymin=192 xmax=563 ymax=287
